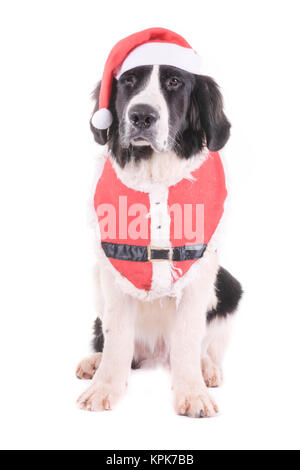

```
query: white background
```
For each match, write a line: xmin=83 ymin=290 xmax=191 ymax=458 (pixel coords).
xmin=0 ymin=0 xmax=300 ymax=450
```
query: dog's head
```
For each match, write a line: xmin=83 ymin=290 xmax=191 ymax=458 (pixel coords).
xmin=90 ymin=65 xmax=230 ymax=168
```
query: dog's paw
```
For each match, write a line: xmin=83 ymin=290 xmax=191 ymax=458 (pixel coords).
xmin=174 ymin=385 xmax=218 ymax=418
xmin=76 ymin=353 xmax=102 ymax=380
xmin=77 ymin=380 xmax=124 ymax=412
xmin=201 ymin=356 xmax=223 ymax=388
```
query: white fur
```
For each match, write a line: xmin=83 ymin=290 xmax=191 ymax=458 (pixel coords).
xmin=124 ymin=66 xmax=169 ymax=152
xmin=78 ymin=267 xmax=138 ymax=411
xmin=112 ymin=147 xmax=209 ymax=192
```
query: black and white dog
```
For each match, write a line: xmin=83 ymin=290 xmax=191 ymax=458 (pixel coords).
xmin=76 ymin=64 xmax=242 ymax=418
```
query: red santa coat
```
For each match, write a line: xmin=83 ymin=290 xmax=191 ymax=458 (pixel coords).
xmin=94 ymin=152 xmax=227 ymax=293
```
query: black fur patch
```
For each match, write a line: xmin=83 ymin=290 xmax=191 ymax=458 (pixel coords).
xmin=207 ymin=267 xmax=243 ymax=323
xmin=174 ymin=74 xmax=231 ymax=157
xmin=92 ymin=317 xmax=104 ymax=353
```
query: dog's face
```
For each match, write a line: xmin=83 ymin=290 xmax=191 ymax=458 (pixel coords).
xmin=91 ymin=65 xmax=230 ymax=168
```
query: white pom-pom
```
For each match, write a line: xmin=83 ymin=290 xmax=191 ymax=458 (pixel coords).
xmin=91 ymin=108 xmax=113 ymax=130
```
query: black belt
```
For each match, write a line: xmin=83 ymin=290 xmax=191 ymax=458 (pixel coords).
xmin=101 ymin=242 xmax=207 ymax=262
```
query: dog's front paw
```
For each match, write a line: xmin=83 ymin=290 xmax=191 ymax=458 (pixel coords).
xmin=77 ymin=380 xmax=124 ymax=412
xmin=174 ymin=384 xmax=218 ymax=418
xmin=201 ymin=356 xmax=223 ymax=388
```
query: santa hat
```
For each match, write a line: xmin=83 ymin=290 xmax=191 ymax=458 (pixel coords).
xmin=91 ymin=27 xmax=202 ymax=130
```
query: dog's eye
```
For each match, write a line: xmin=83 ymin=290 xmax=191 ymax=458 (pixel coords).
xmin=166 ymin=77 xmax=181 ymax=89
xmin=123 ymin=75 xmax=136 ymax=87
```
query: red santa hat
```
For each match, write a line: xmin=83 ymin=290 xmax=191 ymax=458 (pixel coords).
xmin=91 ymin=27 xmax=202 ymax=130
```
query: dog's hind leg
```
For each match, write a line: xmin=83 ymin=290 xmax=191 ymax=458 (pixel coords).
xmin=76 ymin=353 xmax=102 ymax=380
xmin=202 ymin=266 xmax=242 ymax=387
xmin=76 ymin=317 xmax=104 ymax=380
xmin=201 ymin=318 xmax=232 ymax=387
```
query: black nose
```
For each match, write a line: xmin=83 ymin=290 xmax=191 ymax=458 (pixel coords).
xmin=129 ymin=104 xmax=159 ymax=129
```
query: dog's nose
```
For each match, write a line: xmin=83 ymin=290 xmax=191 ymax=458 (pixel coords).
xmin=129 ymin=104 xmax=159 ymax=129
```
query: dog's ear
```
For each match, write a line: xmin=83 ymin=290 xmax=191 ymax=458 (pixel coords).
xmin=90 ymin=80 xmax=118 ymax=145
xmin=190 ymin=76 xmax=231 ymax=151
xmin=90 ymin=81 xmax=108 ymax=145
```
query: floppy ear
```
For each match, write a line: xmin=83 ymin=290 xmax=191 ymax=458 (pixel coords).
xmin=90 ymin=81 xmax=108 ymax=145
xmin=192 ymin=76 xmax=231 ymax=151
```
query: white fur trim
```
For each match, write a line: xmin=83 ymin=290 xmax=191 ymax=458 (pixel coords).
xmin=112 ymin=148 xmax=209 ymax=192
xmin=91 ymin=108 xmax=113 ymax=130
xmin=149 ymin=185 xmax=172 ymax=296
xmin=149 ymin=185 xmax=170 ymax=248
xmin=116 ymin=43 xmax=202 ymax=79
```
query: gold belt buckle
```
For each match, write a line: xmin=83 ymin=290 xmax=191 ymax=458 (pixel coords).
xmin=147 ymin=246 xmax=173 ymax=262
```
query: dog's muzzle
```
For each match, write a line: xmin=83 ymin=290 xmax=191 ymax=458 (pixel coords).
xmin=126 ymin=104 xmax=159 ymax=148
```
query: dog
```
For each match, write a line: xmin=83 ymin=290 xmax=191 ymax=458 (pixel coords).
xmin=76 ymin=47 xmax=242 ymax=417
